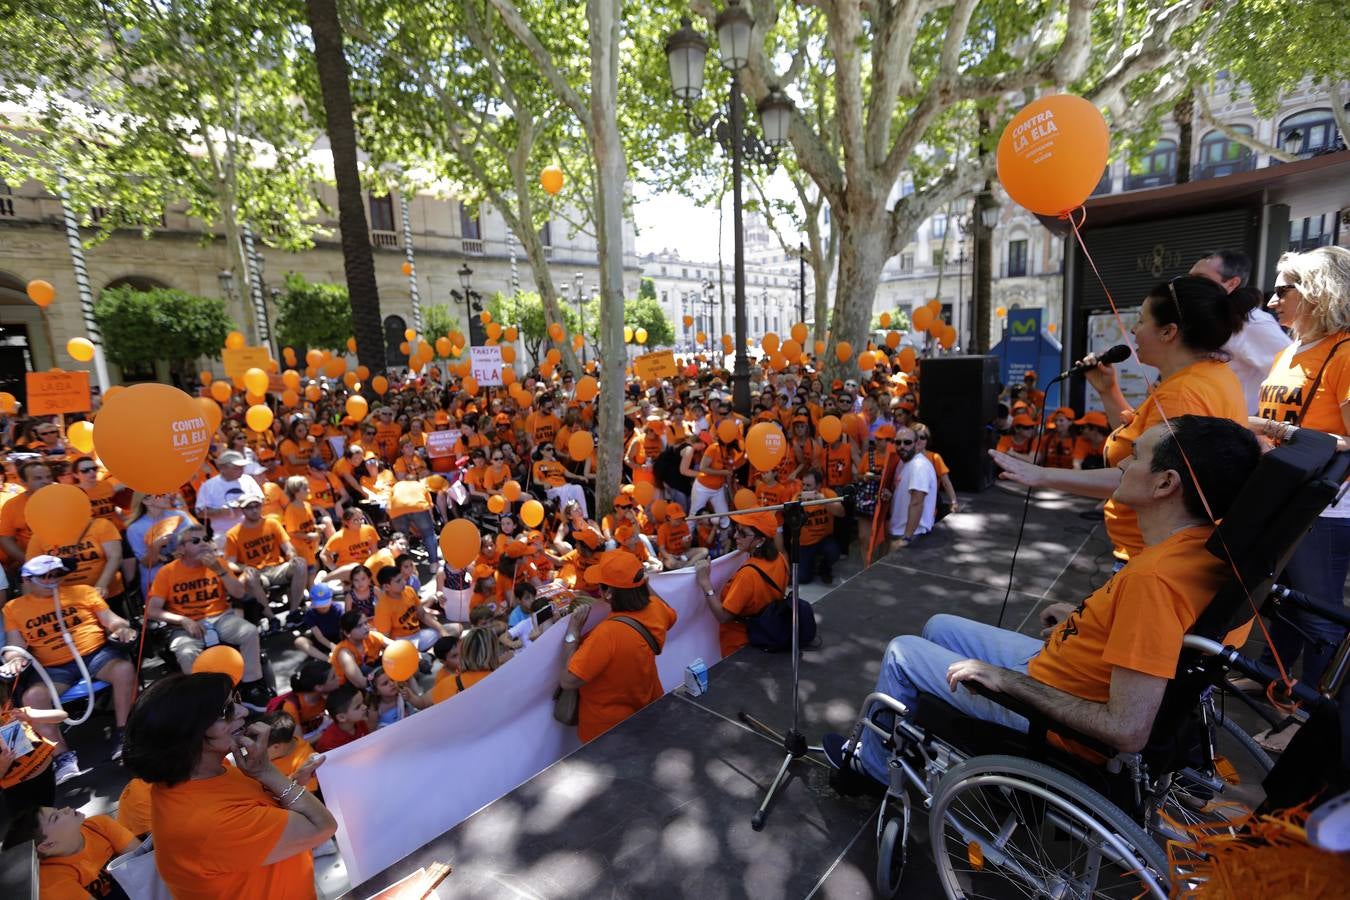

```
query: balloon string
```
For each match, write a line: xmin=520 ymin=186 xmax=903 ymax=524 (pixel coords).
xmin=1065 ymin=206 xmax=1299 ymax=707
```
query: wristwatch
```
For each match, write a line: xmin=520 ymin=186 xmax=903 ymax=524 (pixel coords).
xmin=703 ymin=588 xmax=716 ymax=599
xmin=564 ymin=633 xmax=577 ymax=644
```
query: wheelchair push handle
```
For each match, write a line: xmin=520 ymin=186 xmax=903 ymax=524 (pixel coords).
xmin=1183 ymin=635 xmax=1329 ymax=709
xmin=1267 ymin=584 xmax=1350 ymax=630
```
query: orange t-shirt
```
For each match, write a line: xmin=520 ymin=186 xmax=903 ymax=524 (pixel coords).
xmin=364 ymin=547 xmax=398 ymax=580
xmin=532 ymin=459 xmax=568 ymax=488
xmin=150 ymin=560 xmax=232 ymax=620
xmin=0 ymin=715 xmax=54 ymax=789
xmin=117 ymin=777 xmax=154 ymax=836
xmin=393 ymin=454 xmax=430 ymax=481
xmin=822 ymin=441 xmax=855 ymax=487
xmin=718 ymin=555 xmax=789 ymax=658
xmin=568 ymin=596 xmax=677 ymax=742
xmin=387 ymin=481 xmax=431 ymax=519
xmin=1257 ymin=332 xmax=1350 ymax=432
xmin=3 ymin=585 xmax=111 ymax=665
xmin=526 ymin=412 xmax=561 ymax=446
xmin=1103 ymin=360 xmax=1245 ymax=560
xmin=82 ymin=479 xmax=126 ymax=532
xmin=269 ymin=736 xmax=320 ymax=791
xmin=373 ymin=587 xmax=424 ymax=639
xmin=996 ymin=433 xmax=1039 ymax=456
xmin=330 ymin=634 xmax=383 ymax=686
xmin=374 ymin=422 xmax=403 ymax=461
xmin=283 ymin=501 xmax=319 ymax=566
xmin=225 ymin=518 xmax=290 ymax=569
xmin=1041 ymin=433 xmax=1075 ymax=469
xmin=657 ymin=521 xmax=692 ymax=556
xmin=926 ymin=450 xmax=951 ymax=479
xmin=1028 ymin=526 xmax=1236 ymax=704
xmin=38 ymin=814 xmax=136 ymax=900
xmin=798 ymin=488 xmax=838 ymax=546
xmin=149 ymin=765 xmax=314 ymax=900
xmin=429 ymin=668 xmax=491 ymax=703
xmin=324 ymin=524 xmax=380 ymax=566
xmin=0 ymin=490 xmax=34 ymax=559
xmin=26 ymin=517 xmax=124 ymax=595
xmin=696 ymin=444 xmax=733 ymax=489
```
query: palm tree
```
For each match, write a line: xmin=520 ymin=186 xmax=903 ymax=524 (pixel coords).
xmin=304 ymin=0 xmax=385 ymax=375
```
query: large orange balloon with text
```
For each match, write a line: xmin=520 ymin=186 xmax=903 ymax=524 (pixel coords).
xmin=94 ymin=384 xmax=213 ymax=493
xmin=997 ymin=94 xmax=1108 ymax=216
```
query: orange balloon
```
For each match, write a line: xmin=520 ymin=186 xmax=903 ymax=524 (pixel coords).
xmin=898 ymin=346 xmax=918 ymax=373
xmin=243 ymin=367 xmax=268 ymax=397
xmin=439 ymin=519 xmax=481 ymax=569
xmin=761 ymin=332 xmax=780 ymax=354
xmin=245 ymin=404 xmax=273 ymax=432
xmin=879 ymin=312 xmax=892 ymax=328
xmin=781 ymin=339 xmax=802 ymax=361
xmin=1048 ymin=323 xmax=1058 ymax=334
xmin=791 ymin=322 xmax=809 ymax=344
xmin=324 ymin=357 xmax=347 ymax=378
xmin=520 ymin=499 xmax=544 ymax=528
xmin=198 ymin=371 xmax=213 ymax=387
xmin=283 ymin=346 xmax=297 ymax=365
xmin=548 ymin=322 xmax=565 ymax=342
xmin=818 ymin=415 xmax=842 ymax=442
xmin=382 ymin=640 xmax=419 ymax=681
xmin=487 ymin=322 xmax=502 ymax=341
xmin=399 ymin=341 xmax=411 ymax=355
xmin=927 ymin=298 xmax=942 ymax=313
xmin=997 ymin=93 xmax=1109 ymax=216
xmin=346 ymin=395 xmax=369 ymax=420
xmin=503 ymin=480 xmax=522 ymax=502
xmin=193 ymin=646 xmax=244 ymax=685
xmin=996 ymin=306 xmax=1008 ymax=319
xmin=305 ymin=385 xmax=322 ymax=402
xmin=282 ymin=389 xmax=300 ymax=407
xmin=462 ymin=376 xmax=478 ymax=395
xmin=93 ymin=384 xmax=213 ymax=493
xmin=210 ymin=380 xmax=232 ymax=403
xmin=434 ymin=336 xmax=451 ymax=357
xmin=574 ymin=375 xmax=598 ymax=402
xmin=814 ymin=340 xmax=826 ymax=357
xmin=716 ymin=418 xmax=740 ymax=444
xmin=651 ymin=499 xmax=668 ymax=522
xmin=502 ymin=366 xmax=517 ymax=385
xmin=835 ymin=341 xmax=853 ymax=363
xmin=342 ymin=372 xmax=358 ymax=389
xmin=886 ymin=331 xmax=901 ymax=349
xmin=356 ymin=365 xmax=370 ymax=381
xmin=746 ymin=422 xmax=787 ymax=472
xmin=912 ymin=306 xmax=934 ymax=331
xmin=683 ymin=315 xmax=694 ymax=327
xmin=282 ymin=369 xmax=301 ymax=391
xmin=501 ymin=344 xmax=516 ymax=364
xmin=67 ymin=420 xmax=95 ymax=453
xmin=859 ymin=350 xmax=876 ymax=372
xmin=67 ymin=337 xmax=95 ymax=362
xmin=540 ymin=165 xmax=564 ymax=195
xmin=487 ymin=494 xmax=506 ymax=514
xmin=632 ymin=481 xmax=656 ymax=506
xmin=572 ymin=333 xmax=585 ymax=351
xmin=734 ymin=488 xmax=757 ymax=510
xmin=245 ymin=392 xmax=265 ymax=407
xmin=26 ymin=484 xmax=92 ymax=546
xmin=372 ymin=375 xmax=389 ymax=396
xmin=569 ymin=430 xmax=595 ymax=460
xmin=504 ymin=326 xmax=518 ymax=342
xmin=696 ymin=331 xmax=707 ymax=344
xmin=225 ymin=332 xmax=246 ymax=351
xmin=26 ymin=279 xmax=55 ymax=307
xmin=306 ymin=349 xmax=323 ymax=368
xmin=546 ymin=348 xmax=561 ymax=366
xmin=347 ymin=337 xmax=359 ymax=353
xmin=401 ymin=260 xmax=414 ymax=277
xmin=196 ymin=397 xmax=222 ymax=437
xmin=479 ymin=310 xmax=492 ymax=325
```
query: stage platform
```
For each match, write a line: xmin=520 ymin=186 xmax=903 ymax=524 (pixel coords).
xmin=346 ymin=486 xmax=1136 ymax=899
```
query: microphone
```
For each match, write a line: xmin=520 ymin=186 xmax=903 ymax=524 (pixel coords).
xmin=1055 ymin=344 xmax=1130 ymax=381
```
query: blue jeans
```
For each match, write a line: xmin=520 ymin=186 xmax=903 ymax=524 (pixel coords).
xmin=394 ymin=510 xmax=440 ymax=565
xmin=798 ymin=537 xmax=840 ymax=584
xmin=1261 ymin=515 xmax=1350 ymax=687
xmin=859 ymin=614 xmax=1042 ymax=783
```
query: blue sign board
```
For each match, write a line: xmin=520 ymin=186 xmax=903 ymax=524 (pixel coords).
xmin=991 ymin=308 xmax=1064 ymax=411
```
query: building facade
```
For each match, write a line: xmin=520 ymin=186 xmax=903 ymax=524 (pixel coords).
xmin=0 ymin=175 xmax=640 ymax=393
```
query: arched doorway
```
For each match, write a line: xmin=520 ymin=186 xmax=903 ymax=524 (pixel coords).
xmin=0 ymin=269 xmax=53 ymax=404
xmin=383 ymin=315 xmax=409 ymax=368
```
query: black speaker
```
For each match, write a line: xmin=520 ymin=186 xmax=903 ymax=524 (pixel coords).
xmin=917 ymin=355 xmax=999 ymax=492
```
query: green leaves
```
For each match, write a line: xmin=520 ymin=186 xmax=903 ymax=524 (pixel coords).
xmin=273 ymin=273 xmax=355 ymax=353
xmin=94 ymin=286 xmax=235 ymax=369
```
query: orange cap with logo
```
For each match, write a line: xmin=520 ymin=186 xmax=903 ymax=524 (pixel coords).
xmin=583 ymin=549 xmax=647 ymax=588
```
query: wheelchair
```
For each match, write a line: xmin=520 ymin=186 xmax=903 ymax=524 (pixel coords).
xmin=835 ymin=427 xmax=1350 ymax=899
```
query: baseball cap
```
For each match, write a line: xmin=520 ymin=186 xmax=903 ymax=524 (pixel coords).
xmin=21 ymin=555 xmax=71 ymax=579
xmin=309 ymin=583 xmax=334 ymax=608
xmin=232 ymin=495 xmax=263 ymax=508
xmin=1075 ymin=410 xmax=1109 ymax=428
xmin=831 ymin=379 xmax=843 ymax=390
xmin=504 ymin=539 xmax=533 ymax=559
xmin=665 ymin=502 xmax=686 ymax=521
xmin=874 ymin=424 xmax=897 ymax=440
xmin=731 ymin=510 xmax=778 ymax=538
xmin=494 ymin=413 xmax=511 ymax=425
xmin=216 ymin=450 xmax=247 ymax=467
xmin=1023 ymin=370 xmax=1037 ymax=380
xmin=572 ymin=527 xmax=603 ymax=550
xmin=612 ymin=493 xmax=635 ymax=508
xmin=583 ymin=549 xmax=647 ymax=588
xmin=472 ymin=562 xmax=495 ymax=579
xmin=1012 ymin=414 xmax=1037 ymax=428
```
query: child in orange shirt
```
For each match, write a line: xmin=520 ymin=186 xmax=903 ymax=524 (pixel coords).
xmin=260 ymin=710 xmax=321 ymax=791
xmin=0 ymin=807 xmax=137 ymax=898
xmin=656 ymin=504 xmax=708 ymax=570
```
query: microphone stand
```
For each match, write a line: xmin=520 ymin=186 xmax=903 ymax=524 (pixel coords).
xmin=687 ymin=492 xmax=845 ymax=831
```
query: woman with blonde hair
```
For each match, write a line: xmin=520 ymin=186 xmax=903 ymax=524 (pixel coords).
xmin=429 ymin=627 xmax=500 ymax=702
xmin=1246 ymin=246 xmax=1350 ymax=708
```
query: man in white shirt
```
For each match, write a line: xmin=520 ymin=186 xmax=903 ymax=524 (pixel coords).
xmin=886 ymin=426 xmax=937 ymax=550
xmin=1192 ymin=250 xmax=1290 ymax=413
xmin=195 ymin=450 xmax=265 ymax=547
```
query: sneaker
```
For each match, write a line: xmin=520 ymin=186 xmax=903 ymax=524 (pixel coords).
xmin=110 ymin=729 xmax=125 ymax=762
xmin=240 ymin=682 xmax=274 ymax=712
xmin=821 ymin=733 xmax=885 ymax=798
xmin=53 ymin=751 xmax=82 ymax=786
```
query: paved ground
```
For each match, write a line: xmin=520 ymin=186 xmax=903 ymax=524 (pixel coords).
xmin=15 ymin=483 xmax=1282 ymax=899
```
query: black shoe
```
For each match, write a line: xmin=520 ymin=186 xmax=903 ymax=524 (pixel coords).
xmin=821 ymin=571 xmax=834 ymax=585
xmin=240 ymin=682 xmax=274 ymax=712
xmin=822 ymin=732 xmax=885 ymax=798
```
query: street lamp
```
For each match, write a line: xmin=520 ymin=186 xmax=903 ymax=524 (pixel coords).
xmin=450 ymin=263 xmax=484 ymax=346
xmin=574 ymin=271 xmax=587 ymax=363
xmin=665 ymin=1 xmax=793 ymax=415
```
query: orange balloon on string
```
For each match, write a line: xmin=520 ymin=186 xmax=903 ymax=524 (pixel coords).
xmin=791 ymin=322 xmax=809 ymax=344
xmin=997 ymin=93 xmax=1109 ymax=216
xmin=761 ymin=332 xmax=780 ymax=354
xmin=26 ymin=280 xmax=55 ymax=307
xmin=520 ymin=499 xmax=544 ymax=528
xmin=487 ymin=494 xmax=506 ymax=514
xmin=502 ymin=480 xmax=522 ymax=502
xmin=372 ymin=375 xmax=389 ymax=396
xmin=734 ymin=488 xmax=757 ymax=510
xmin=835 ymin=341 xmax=853 ymax=363
xmin=716 ymin=418 xmax=740 ymax=444
xmin=912 ymin=306 xmax=934 ymax=331
xmin=438 ymin=519 xmax=480 ymax=568
xmin=574 ymin=375 xmax=598 ymax=402
xmin=746 ymin=422 xmax=786 ymax=472
xmin=210 ymin=381 xmax=232 ymax=403
xmin=568 ymin=430 xmax=594 ymax=460
xmin=94 ymin=384 xmax=213 ymax=493
xmin=26 ymin=484 xmax=92 ymax=546
xmin=382 ymin=640 xmax=418 ymax=681
xmin=818 ymin=415 xmax=842 ymax=442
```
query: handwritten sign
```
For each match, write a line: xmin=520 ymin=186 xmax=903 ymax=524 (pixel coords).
xmin=633 ymin=349 xmax=678 ymax=381
xmin=469 ymin=346 xmax=503 ymax=387
xmin=424 ymin=429 xmax=460 ymax=459
xmin=26 ymin=371 xmax=91 ymax=415
xmin=222 ymin=346 xmax=274 ymax=380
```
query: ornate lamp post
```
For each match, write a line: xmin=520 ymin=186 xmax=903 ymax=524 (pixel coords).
xmin=665 ymin=1 xmax=792 ymax=415
xmin=450 ymin=264 xmax=485 ymax=346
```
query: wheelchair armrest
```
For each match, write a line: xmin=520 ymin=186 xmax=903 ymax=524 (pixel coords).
xmin=963 ymin=680 xmax=1121 ymax=761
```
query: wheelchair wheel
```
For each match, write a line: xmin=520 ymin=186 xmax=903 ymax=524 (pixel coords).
xmin=929 ymin=754 xmax=1169 ymax=900
xmin=1153 ymin=706 xmax=1274 ymax=844
xmin=874 ymin=792 xmax=910 ymax=899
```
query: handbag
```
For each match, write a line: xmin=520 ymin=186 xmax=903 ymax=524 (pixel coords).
xmin=552 ymin=685 xmax=579 ymax=726
xmin=108 ymin=836 xmax=173 ymax=900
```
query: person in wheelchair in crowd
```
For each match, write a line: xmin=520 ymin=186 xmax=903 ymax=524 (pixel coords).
xmin=825 ymin=415 xmax=1261 ymax=788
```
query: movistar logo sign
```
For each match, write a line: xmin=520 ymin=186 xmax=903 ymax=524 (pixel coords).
xmin=1010 ymin=319 xmax=1037 ymax=335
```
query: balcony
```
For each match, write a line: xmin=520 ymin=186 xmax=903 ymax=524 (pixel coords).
xmin=0 ymin=197 xmax=13 ymax=217
xmin=461 ymin=238 xmax=484 ymax=255
xmin=371 ymin=230 xmax=399 ymax=249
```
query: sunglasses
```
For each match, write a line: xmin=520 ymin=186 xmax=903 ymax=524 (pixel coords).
xmin=182 ymin=536 xmax=205 ymax=545
xmin=76 ymin=466 xmax=97 ymax=474
xmin=492 ymin=456 xmax=504 ymax=461
xmin=896 ymin=439 xmax=915 ymax=446
xmin=1274 ymin=284 xmax=1299 ymax=298
xmin=221 ymin=690 xmax=242 ymax=720
xmin=542 ymin=446 xmax=554 ymax=452
xmin=38 ymin=429 xmax=59 ymax=437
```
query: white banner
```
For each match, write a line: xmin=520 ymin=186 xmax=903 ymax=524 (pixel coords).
xmin=318 ymin=553 xmax=744 ymax=886
xmin=469 ymin=345 xmax=503 ymax=387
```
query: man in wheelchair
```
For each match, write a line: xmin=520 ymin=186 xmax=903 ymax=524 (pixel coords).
xmin=825 ymin=415 xmax=1261 ymax=788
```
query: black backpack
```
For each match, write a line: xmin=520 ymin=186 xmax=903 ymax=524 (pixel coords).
xmin=742 ymin=563 xmax=817 ymax=652
xmin=654 ymin=444 xmax=692 ymax=495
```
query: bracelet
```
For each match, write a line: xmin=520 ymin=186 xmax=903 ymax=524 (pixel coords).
xmin=282 ymin=785 xmax=309 ymax=808
xmin=274 ymin=779 xmax=303 ymax=807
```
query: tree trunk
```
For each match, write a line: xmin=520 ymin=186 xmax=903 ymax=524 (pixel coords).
xmin=305 ymin=0 xmax=385 ymax=376
xmin=1174 ymin=92 xmax=1195 ymax=185
xmin=587 ymin=0 xmax=626 ymax=521
xmin=825 ymin=212 xmax=888 ymax=381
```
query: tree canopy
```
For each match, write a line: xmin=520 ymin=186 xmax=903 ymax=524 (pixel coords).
xmin=273 ymin=273 xmax=354 ymax=353
xmin=94 ymin=286 xmax=235 ymax=370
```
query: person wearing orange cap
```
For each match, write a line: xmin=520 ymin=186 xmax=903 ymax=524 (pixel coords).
xmin=1039 ymin=407 xmax=1077 ymax=469
xmin=694 ymin=510 xmax=787 ymax=658
xmin=655 ymin=504 xmax=707 ymax=570
xmin=558 ymin=549 xmax=677 ymax=742
xmin=995 ymin=413 xmax=1040 ymax=462
xmin=1072 ymin=411 xmax=1110 ymax=469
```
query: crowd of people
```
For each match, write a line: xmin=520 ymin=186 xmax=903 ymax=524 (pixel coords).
xmin=0 ymin=243 xmax=1346 ymax=896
